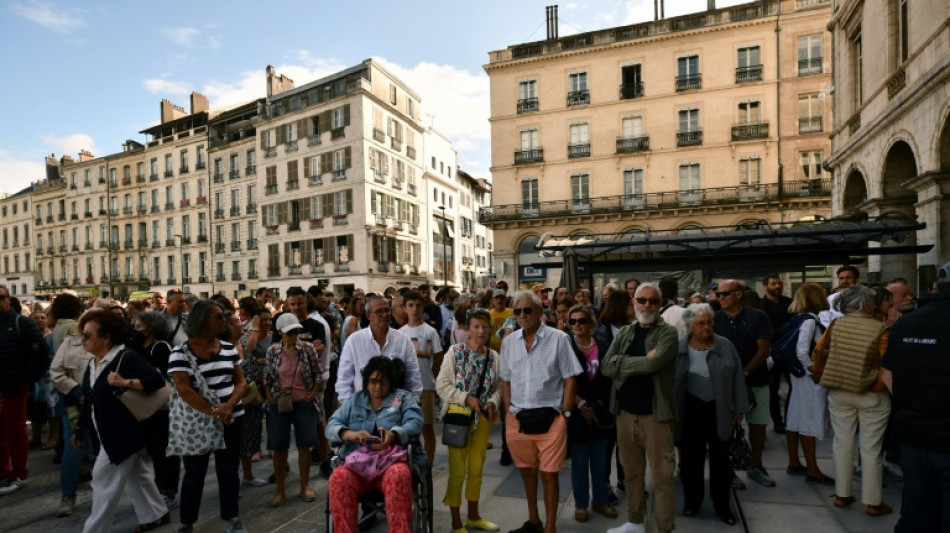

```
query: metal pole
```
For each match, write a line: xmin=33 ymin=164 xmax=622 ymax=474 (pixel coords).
xmin=439 ymin=205 xmax=448 ymax=289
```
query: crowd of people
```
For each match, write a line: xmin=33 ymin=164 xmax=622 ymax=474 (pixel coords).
xmin=0 ymin=265 xmax=947 ymax=533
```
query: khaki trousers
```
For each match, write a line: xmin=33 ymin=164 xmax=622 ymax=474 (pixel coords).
xmin=616 ymin=411 xmax=676 ymax=531
xmin=828 ymin=389 xmax=891 ymax=505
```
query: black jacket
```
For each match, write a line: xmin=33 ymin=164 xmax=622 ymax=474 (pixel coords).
xmin=0 ymin=312 xmax=48 ymax=397
xmin=567 ymin=332 xmax=614 ymax=441
xmin=882 ymin=291 xmax=950 ymax=454
xmin=76 ymin=348 xmax=167 ymax=465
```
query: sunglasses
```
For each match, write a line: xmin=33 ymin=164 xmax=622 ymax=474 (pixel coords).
xmin=466 ymin=307 xmax=489 ymax=317
xmin=81 ymin=331 xmax=95 ymax=340
xmin=568 ymin=318 xmax=589 ymax=325
xmin=715 ymin=291 xmax=735 ymax=298
xmin=635 ymin=297 xmax=662 ymax=305
xmin=512 ymin=307 xmax=533 ymax=316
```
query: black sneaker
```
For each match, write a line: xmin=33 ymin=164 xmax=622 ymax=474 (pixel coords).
xmin=773 ymin=422 xmax=786 ymax=435
xmin=500 ymin=450 xmax=512 ymax=467
xmin=320 ymin=461 xmax=333 ymax=479
xmin=508 ymin=520 xmax=543 ymax=533
xmin=607 ymin=486 xmax=619 ymax=506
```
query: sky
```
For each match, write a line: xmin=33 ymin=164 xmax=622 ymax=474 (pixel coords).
xmin=0 ymin=0 xmax=750 ymax=195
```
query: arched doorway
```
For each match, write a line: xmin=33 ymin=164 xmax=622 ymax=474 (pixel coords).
xmin=843 ymin=169 xmax=868 ymax=213
xmin=873 ymin=140 xmax=919 ymax=284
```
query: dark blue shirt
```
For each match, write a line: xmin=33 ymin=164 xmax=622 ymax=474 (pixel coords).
xmin=714 ymin=307 xmax=772 ymax=387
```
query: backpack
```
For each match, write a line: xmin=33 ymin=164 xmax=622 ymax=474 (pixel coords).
xmin=770 ymin=314 xmax=822 ymax=378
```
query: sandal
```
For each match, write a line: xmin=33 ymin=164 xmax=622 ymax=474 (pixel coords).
xmin=867 ymin=503 xmax=893 ymax=517
xmin=833 ymin=495 xmax=856 ymax=508
xmin=134 ymin=512 xmax=170 ymax=532
xmin=786 ymin=465 xmax=807 ymax=476
xmin=574 ymin=509 xmax=588 ymax=523
xmin=719 ymin=513 xmax=738 ymax=526
xmin=592 ymin=505 xmax=618 ymax=519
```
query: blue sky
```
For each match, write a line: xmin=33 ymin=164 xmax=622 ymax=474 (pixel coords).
xmin=0 ymin=0 xmax=748 ymax=195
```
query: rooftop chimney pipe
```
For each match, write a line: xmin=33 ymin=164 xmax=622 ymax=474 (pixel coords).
xmin=546 ymin=5 xmax=559 ymax=40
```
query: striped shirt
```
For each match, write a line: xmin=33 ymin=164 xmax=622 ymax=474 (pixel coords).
xmin=168 ymin=341 xmax=244 ymax=418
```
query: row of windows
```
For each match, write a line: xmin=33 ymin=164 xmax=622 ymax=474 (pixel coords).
xmin=0 ymin=225 xmax=31 ymax=248
xmin=37 ymin=252 xmax=259 ymax=285
xmin=0 ymin=200 xmax=28 ymax=217
xmin=516 ymin=36 xmax=824 ymax=112
xmin=66 ymin=146 xmax=208 ymax=190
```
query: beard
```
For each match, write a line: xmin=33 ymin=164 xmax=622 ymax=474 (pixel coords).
xmin=635 ymin=308 xmax=657 ymax=325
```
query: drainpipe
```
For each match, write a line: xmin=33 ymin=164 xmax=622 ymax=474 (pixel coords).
xmin=775 ymin=0 xmax=784 ymax=207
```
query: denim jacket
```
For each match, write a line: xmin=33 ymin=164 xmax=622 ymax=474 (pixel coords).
xmin=326 ymin=388 xmax=423 ymax=459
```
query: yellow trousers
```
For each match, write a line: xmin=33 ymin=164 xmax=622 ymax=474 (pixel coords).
xmin=443 ymin=413 xmax=495 ymax=508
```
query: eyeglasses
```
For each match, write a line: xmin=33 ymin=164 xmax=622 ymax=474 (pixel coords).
xmin=715 ymin=291 xmax=735 ymax=298
xmin=634 ymin=297 xmax=662 ymax=306
xmin=81 ymin=331 xmax=95 ymax=340
xmin=466 ymin=307 xmax=489 ymax=318
xmin=568 ymin=318 xmax=589 ymax=325
xmin=512 ymin=307 xmax=533 ymax=316
xmin=371 ymin=309 xmax=392 ymax=316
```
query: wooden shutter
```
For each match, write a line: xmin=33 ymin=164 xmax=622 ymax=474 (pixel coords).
xmin=322 ymin=193 xmax=333 ymax=216
xmin=343 ymin=104 xmax=351 ymax=126
xmin=321 ymin=153 xmax=331 ymax=174
xmin=268 ymin=244 xmax=279 ymax=268
xmin=260 ymin=130 xmax=267 ymax=150
xmin=345 ymin=189 xmax=353 ymax=214
xmin=278 ymin=125 xmax=286 ymax=145
xmin=388 ymin=237 xmax=397 ymax=262
xmin=298 ymin=119 xmax=308 ymax=139
xmin=369 ymin=150 xmax=376 ymax=171
xmin=325 ymin=237 xmax=336 ymax=264
xmin=302 ymin=197 xmax=312 ymax=220
xmin=321 ymin=110 xmax=332 ymax=130
xmin=261 ymin=208 xmax=266 ymax=227
xmin=283 ymin=242 xmax=291 ymax=265
xmin=277 ymin=202 xmax=287 ymax=225
xmin=301 ymin=240 xmax=312 ymax=265
xmin=345 ymin=235 xmax=354 ymax=262
xmin=382 ymin=153 xmax=389 ymax=176
xmin=303 ymin=156 xmax=310 ymax=178
xmin=344 ymin=147 xmax=352 ymax=169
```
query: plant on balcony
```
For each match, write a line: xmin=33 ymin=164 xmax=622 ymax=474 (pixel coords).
xmin=310 ymin=219 xmax=322 ymax=228
xmin=180 ymin=199 xmax=190 ymax=207
xmin=196 ymin=196 xmax=206 ymax=204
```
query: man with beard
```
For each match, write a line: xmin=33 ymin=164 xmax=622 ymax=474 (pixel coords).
xmin=602 ymin=282 xmax=679 ymax=533
xmin=761 ymin=274 xmax=793 ymax=435
xmin=820 ymin=266 xmax=859 ymax=327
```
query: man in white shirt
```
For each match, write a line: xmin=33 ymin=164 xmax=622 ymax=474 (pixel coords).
xmin=658 ymin=278 xmax=687 ymax=339
xmin=819 ymin=266 xmax=860 ymax=327
xmin=337 ymin=296 xmax=423 ymax=402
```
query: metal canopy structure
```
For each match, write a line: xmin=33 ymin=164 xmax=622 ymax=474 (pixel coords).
xmin=536 ymin=212 xmax=933 ymax=278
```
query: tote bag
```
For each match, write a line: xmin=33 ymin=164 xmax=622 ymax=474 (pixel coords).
xmin=166 ymin=347 xmax=226 ymax=457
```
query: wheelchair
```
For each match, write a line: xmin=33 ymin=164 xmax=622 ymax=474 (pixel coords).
xmin=324 ymin=438 xmax=433 ymax=533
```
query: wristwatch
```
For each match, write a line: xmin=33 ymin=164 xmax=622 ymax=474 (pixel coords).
xmin=563 ymin=409 xmax=572 ymax=419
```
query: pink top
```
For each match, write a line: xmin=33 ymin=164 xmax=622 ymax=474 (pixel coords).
xmin=585 ymin=344 xmax=600 ymax=381
xmin=278 ymin=352 xmax=308 ymax=401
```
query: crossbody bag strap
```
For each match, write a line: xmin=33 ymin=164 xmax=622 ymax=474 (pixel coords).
xmin=473 ymin=349 xmax=492 ymax=402
xmin=182 ymin=342 xmax=220 ymax=408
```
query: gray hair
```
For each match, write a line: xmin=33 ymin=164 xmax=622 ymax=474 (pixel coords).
xmin=634 ymin=281 xmax=661 ymax=298
xmin=511 ymin=289 xmax=542 ymax=309
xmin=834 ymin=285 xmax=875 ymax=315
xmin=184 ymin=300 xmax=223 ymax=338
xmin=682 ymin=303 xmax=714 ymax=327
xmin=457 ymin=293 xmax=474 ymax=306
xmin=137 ymin=311 xmax=169 ymax=341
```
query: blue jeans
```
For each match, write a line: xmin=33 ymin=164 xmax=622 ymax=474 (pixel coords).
xmin=570 ymin=438 xmax=609 ymax=509
xmin=60 ymin=407 xmax=92 ymax=499
xmin=896 ymin=444 xmax=950 ymax=533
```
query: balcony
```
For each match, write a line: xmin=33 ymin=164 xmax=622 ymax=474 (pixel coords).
xmin=409 ymin=223 xmax=418 ymax=235
xmin=85 ymin=277 xmax=94 ymax=284
xmin=391 ymin=137 xmax=402 ymax=151
xmin=308 ymin=135 xmax=321 ymax=147
xmin=265 ymin=185 xmax=278 ymax=195
xmin=164 ymin=170 xmax=173 ymax=178
xmin=196 ymin=160 xmax=206 ymax=170
xmin=231 ymin=272 xmax=242 ymax=281
xmin=198 ymin=234 xmax=207 ymax=243
xmin=676 ymin=74 xmax=702 ymax=91
xmin=567 ymin=90 xmax=589 ymax=106
xmin=152 ymin=240 xmax=161 ymax=248
xmin=124 ymin=240 xmax=133 ymax=249
xmin=216 ymin=273 xmax=226 ymax=282
xmin=478 ymin=178 xmax=832 ymax=223
xmin=98 ymin=242 xmax=108 ymax=250
xmin=84 ymin=243 xmax=93 ymax=250
xmin=246 ymin=165 xmax=256 ymax=175
xmin=229 ymin=170 xmax=240 ymax=180
xmin=181 ymin=236 xmax=191 ymax=244
xmin=266 ymin=226 xmax=279 ymax=236
xmin=735 ymin=65 xmax=763 ymax=83
xmin=331 ymin=127 xmax=344 ymax=139
xmin=70 ymin=244 xmax=78 ymax=251
xmin=284 ymin=140 xmax=298 ymax=152
xmin=517 ymin=97 xmax=539 ymax=114
xmin=620 ymin=82 xmax=643 ymax=99
xmin=288 ymin=220 xmax=300 ymax=232
xmin=391 ymin=177 xmax=403 ymax=189
xmin=392 ymin=219 xmax=404 ymax=230
xmin=122 ymin=177 xmax=131 ymax=186
xmin=799 ymin=116 xmax=823 ymax=134
xmin=137 ymin=205 xmax=147 ymax=214
xmin=138 ymin=239 xmax=148 ymax=248
xmin=165 ymin=238 xmax=176 ymax=246
xmin=99 ymin=208 xmax=106 ymax=216
xmin=230 ymin=207 xmax=241 ymax=217
xmin=35 ymin=216 xmax=41 ymax=225
xmin=149 ymin=173 xmax=158 ymax=182
xmin=288 ymin=265 xmax=302 ymax=275
xmin=376 ymin=262 xmax=389 ymax=273
xmin=798 ymin=57 xmax=822 ymax=75
xmin=248 ymin=270 xmax=258 ymax=279
xmin=165 ymin=203 xmax=175 ymax=211
xmin=196 ymin=196 xmax=207 ymax=205
xmin=308 ymin=174 xmax=323 ymax=186
xmin=676 ymin=130 xmax=703 ymax=147
xmin=247 ymin=238 xmax=258 ymax=250
xmin=213 ymin=173 xmax=225 ymax=183
xmin=568 ymin=143 xmax=591 ymax=159
xmin=215 ymin=243 xmax=225 ymax=253
xmin=616 ymin=136 xmax=650 ymax=154
xmin=123 ymin=207 xmax=133 ymax=215
xmin=264 ymin=146 xmax=277 ymax=158
xmin=332 ymin=215 xmax=348 ymax=226
xmin=246 ymin=203 xmax=257 ymax=214
xmin=71 ymin=213 xmax=79 ymax=220
xmin=124 ymin=274 xmax=135 ymax=282
xmin=406 ymin=146 xmax=416 ymax=160
xmin=182 ymin=277 xmax=192 ymax=284
xmin=179 ymin=165 xmax=189 ymax=175
xmin=373 ymin=128 xmax=385 ymax=142
xmin=408 ymin=183 xmax=417 ymax=196
xmin=230 ymin=241 xmax=241 ymax=251
xmin=100 ymin=276 xmax=110 ymax=283
xmin=59 ymin=244 xmax=67 ymax=252
xmin=311 ymin=264 xmax=325 ymax=274
xmin=84 ymin=180 xmax=91 ymax=187
xmin=151 ymin=205 xmax=160 ymax=213
xmin=287 ymin=179 xmax=300 ymax=191
xmin=332 ymin=170 xmax=346 ymax=181
xmin=136 ymin=174 xmax=146 ymax=183
xmin=309 ymin=219 xmax=323 ymax=229
xmin=731 ymin=122 xmax=769 ymax=141
xmin=335 ymin=263 xmax=350 ymax=272
xmin=268 ymin=266 xmax=281 ymax=277
xmin=167 ymin=278 xmax=176 ymax=285
xmin=514 ymin=148 xmax=544 ymax=165
xmin=214 ymin=209 xmax=224 ymax=219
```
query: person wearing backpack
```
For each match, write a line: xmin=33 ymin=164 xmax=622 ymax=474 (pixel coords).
xmin=0 ymin=285 xmax=49 ymax=496
xmin=782 ymin=283 xmax=835 ymax=487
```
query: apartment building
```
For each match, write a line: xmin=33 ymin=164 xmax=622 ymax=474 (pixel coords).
xmin=483 ymin=0 xmax=833 ymax=288
xmin=458 ymin=169 xmax=493 ymax=291
xmin=0 ymin=187 xmax=34 ymax=300
xmin=825 ymin=0 xmax=950 ymax=289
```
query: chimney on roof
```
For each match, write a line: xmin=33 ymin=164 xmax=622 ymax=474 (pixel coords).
xmin=160 ymin=99 xmax=187 ymax=124
xmin=61 ymin=154 xmax=74 ymax=167
xmin=708 ymin=0 xmax=716 ymax=10
xmin=655 ymin=0 xmax=664 ymax=20
xmin=546 ymin=5 xmax=559 ymax=40
xmin=266 ymin=65 xmax=295 ymax=98
xmin=190 ymin=91 xmax=209 ymax=114
xmin=78 ymin=150 xmax=94 ymax=162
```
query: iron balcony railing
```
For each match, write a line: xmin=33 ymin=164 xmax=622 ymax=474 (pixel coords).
xmin=478 ymin=179 xmax=831 ymax=223
xmin=731 ymin=122 xmax=769 ymax=140
xmin=517 ymin=98 xmax=539 ymax=114
xmin=568 ymin=143 xmax=591 ymax=158
xmin=677 ymin=130 xmax=703 ymax=146
xmin=676 ymin=74 xmax=701 ymax=91
xmin=736 ymin=65 xmax=763 ymax=83
xmin=616 ymin=136 xmax=650 ymax=154
xmin=567 ymin=90 xmax=590 ymax=106
xmin=514 ymin=148 xmax=544 ymax=165
xmin=799 ymin=116 xmax=823 ymax=134
xmin=620 ymin=82 xmax=643 ymax=99
xmin=798 ymin=57 xmax=823 ymax=75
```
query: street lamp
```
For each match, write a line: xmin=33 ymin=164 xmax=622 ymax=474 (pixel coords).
xmin=438 ymin=205 xmax=448 ymax=289
xmin=173 ymin=234 xmax=184 ymax=288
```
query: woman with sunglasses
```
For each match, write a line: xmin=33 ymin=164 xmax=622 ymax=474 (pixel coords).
xmin=566 ymin=305 xmax=617 ymax=523
xmin=263 ymin=313 xmax=325 ymax=508
xmin=168 ymin=300 xmax=248 ymax=533
xmin=436 ymin=308 xmax=502 ymax=533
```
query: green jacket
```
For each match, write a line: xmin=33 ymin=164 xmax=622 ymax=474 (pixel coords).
xmin=600 ymin=317 xmax=679 ymax=423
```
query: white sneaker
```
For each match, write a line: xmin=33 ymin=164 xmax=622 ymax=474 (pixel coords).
xmin=606 ymin=522 xmax=645 ymax=533
xmin=162 ymin=494 xmax=180 ymax=510
xmin=0 ymin=478 xmax=26 ymax=496
xmin=242 ymin=477 xmax=267 ymax=487
xmin=226 ymin=517 xmax=247 ymax=533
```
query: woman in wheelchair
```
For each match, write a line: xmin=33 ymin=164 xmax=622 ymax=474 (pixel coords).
xmin=326 ymin=356 xmax=424 ymax=533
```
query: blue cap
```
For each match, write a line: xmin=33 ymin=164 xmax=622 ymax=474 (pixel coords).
xmin=707 ymin=282 xmax=719 ymax=290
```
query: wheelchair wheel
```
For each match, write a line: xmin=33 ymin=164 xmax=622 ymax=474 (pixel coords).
xmin=411 ymin=464 xmax=433 ymax=533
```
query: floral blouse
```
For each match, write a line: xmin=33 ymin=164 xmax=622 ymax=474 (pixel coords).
xmin=263 ymin=339 xmax=325 ymax=414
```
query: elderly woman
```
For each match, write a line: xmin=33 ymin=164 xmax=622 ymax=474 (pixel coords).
xmin=821 ymin=285 xmax=893 ymax=517
xmin=784 ymin=283 xmax=834 ymax=487
xmin=263 ymin=313 xmax=325 ymax=507
xmin=71 ymin=310 xmax=169 ymax=533
xmin=327 ymin=356 xmax=423 ymax=533
xmin=675 ymin=303 xmax=749 ymax=525
xmin=436 ymin=308 xmax=502 ymax=533
xmin=129 ymin=311 xmax=181 ymax=511
xmin=168 ymin=300 xmax=248 ymax=533
xmin=239 ymin=308 xmax=273 ymax=482
xmin=566 ymin=305 xmax=616 ymax=523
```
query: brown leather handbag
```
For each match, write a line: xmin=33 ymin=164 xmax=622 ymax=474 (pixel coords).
xmin=808 ymin=320 xmax=835 ymax=384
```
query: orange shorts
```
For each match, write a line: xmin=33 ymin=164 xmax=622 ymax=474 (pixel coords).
xmin=505 ymin=410 xmax=568 ymax=473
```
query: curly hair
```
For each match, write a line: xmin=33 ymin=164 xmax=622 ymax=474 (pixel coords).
xmin=49 ymin=293 xmax=85 ymax=322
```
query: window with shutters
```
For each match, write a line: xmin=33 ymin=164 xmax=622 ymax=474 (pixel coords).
xmin=267 ymin=244 xmax=280 ymax=276
xmin=265 ymin=204 xmax=278 ymax=226
xmin=334 ymin=190 xmax=352 ymax=216
xmin=310 ymin=196 xmax=323 ymax=219
xmin=798 ymin=94 xmax=823 ymax=134
xmin=287 ymin=160 xmax=299 ymax=189
xmin=738 ymin=157 xmax=761 ymax=187
xmin=265 ymin=166 xmax=278 ymax=194
xmin=332 ymin=108 xmax=345 ymax=129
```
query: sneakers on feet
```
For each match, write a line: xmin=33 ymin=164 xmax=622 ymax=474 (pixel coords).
xmin=748 ymin=466 xmax=777 ymax=487
xmin=465 ymin=517 xmax=500 ymax=531
xmin=162 ymin=494 xmax=180 ymax=510
xmin=242 ymin=477 xmax=267 ymax=487
xmin=0 ymin=478 xmax=26 ymax=496
xmin=500 ymin=450 xmax=512 ymax=467
xmin=56 ymin=496 xmax=75 ymax=517
xmin=606 ymin=522 xmax=646 ymax=533
xmin=607 ymin=485 xmax=620 ymax=506
xmin=226 ymin=517 xmax=247 ymax=533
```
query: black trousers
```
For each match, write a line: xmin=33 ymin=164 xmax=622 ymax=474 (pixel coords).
xmin=769 ymin=365 xmax=791 ymax=425
xmin=144 ymin=410 xmax=181 ymax=497
xmin=179 ymin=416 xmax=243 ymax=525
xmin=680 ymin=393 xmax=731 ymax=517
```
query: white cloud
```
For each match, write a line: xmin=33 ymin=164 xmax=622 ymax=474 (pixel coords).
xmin=143 ymin=78 xmax=191 ymax=96
xmin=162 ymin=26 xmax=200 ymax=47
xmin=10 ymin=0 xmax=85 ymax=33
xmin=0 ymin=150 xmax=45 ymax=195
xmin=202 ymin=55 xmax=348 ymax=109
xmin=40 ymin=133 xmax=98 ymax=158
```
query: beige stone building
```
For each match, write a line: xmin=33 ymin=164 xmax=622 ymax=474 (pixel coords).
xmin=826 ymin=0 xmax=950 ymax=289
xmin=483 ymin=0 xmax=834 ymax=288
xmin=0 ymin=187 xmax=35 ymax=300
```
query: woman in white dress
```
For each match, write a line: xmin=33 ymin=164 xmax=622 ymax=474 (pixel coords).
xmin=784 ymin=282 xmax=834 ymax=486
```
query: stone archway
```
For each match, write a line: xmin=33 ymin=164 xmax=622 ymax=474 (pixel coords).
xmin=939 ymin=117 xmax=950 ymax=170
xmin=843 ymin=169 xmax=868 ymax=213
xmin=868 ymin=140 xmax=919 ymax=284
xmin=881 ymin=140 xmax=918 ymax=197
